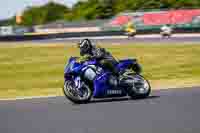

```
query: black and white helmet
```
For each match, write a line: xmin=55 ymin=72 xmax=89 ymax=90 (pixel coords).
xmin=78 ymin=39 xmax=93 ymax=56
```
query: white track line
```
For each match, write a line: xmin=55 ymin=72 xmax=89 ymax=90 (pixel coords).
xmin=136 ymin=33 xmax=200 ymax=38
xmin=51 ymin=33 xmax=200 ymax=41
xmin=0 ymin=95 xmax=59 ymax=101
xmin=54 ymin=36 xmax=127 ymax=41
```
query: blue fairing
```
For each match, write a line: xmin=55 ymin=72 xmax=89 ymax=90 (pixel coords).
xmin=64 ymin=57 xmax=82 ymax=74
xmin=93 ymin=73 xmax=111 ymax=97
xmin=64 ymin=57 xmax=135 ymax=98
xmin=64 ymin=57 xmax=98 ymax=79
xmin=117 ymin=59 xmax=136 ymax=72
xmin=93 ymin=72 xmax=127 ymax=98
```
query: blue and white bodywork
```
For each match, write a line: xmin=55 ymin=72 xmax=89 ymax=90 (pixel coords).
xmin=63 ymin=56 xmax=151 ymax=104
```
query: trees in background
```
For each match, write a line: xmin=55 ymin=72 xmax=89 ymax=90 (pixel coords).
xmin=3 ymin=0 xmax=200 ymax=26
xmin=21 ymin=2 xmax=70 ymax=26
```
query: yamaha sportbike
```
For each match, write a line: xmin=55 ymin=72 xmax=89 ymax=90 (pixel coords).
xmin=63 ymin=57 xmax=151 ymax=104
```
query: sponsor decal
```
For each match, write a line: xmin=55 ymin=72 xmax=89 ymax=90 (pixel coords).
xmin=107 ymin=90 xmax=122 ymax=95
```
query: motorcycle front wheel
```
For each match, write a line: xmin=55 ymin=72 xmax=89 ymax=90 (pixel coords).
xmin=63 ymin=80 xmax=92 ymax=104
xmin=127 ymin=74 xmax=151 ymax=99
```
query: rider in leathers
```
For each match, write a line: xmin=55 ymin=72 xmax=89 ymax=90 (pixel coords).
xmin=77 ymin=39 xmax=119 ymax=76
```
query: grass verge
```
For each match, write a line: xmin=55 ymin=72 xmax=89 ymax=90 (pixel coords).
xmin=0 ymin=42 xmax=200 ymax=99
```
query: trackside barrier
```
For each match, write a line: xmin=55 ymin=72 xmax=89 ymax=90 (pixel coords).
xmin=0 ymin=31 xmax=124 ymax=41
xmin=0 ymin=28 xmax=200 ymax=42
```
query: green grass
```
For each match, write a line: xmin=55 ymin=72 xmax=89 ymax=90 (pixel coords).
xmin=0 ymin=43 xmax=200 ymax=99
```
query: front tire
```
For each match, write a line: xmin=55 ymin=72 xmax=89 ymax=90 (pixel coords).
xmin=63 ymin=80 xmax=92 ymax=104
xmin=127 ymin=74 xmax=151 ymax=99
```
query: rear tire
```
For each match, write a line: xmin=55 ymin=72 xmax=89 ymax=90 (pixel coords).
xmin=63 ymin=80 xmax=92 ymax=104
xmin=127 ymin=74 xmax=151 ymax=99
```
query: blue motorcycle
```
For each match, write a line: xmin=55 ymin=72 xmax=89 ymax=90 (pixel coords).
xmin=63 ymin=57 xmax=151 ymax=104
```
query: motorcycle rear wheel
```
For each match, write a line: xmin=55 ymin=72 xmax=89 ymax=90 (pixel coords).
xmin=127 ymin=74 xmax=151 ymax=99
xmin=63 ymin=80 xmax=92 ymax=104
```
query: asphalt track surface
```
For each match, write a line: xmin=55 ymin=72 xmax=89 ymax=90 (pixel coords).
xmin=32 ymin=34 xmax=200 ymax=44
xmin=1 ymin=87 xmax=200 ymax=133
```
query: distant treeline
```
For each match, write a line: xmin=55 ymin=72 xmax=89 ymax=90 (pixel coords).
xmin=2 ymin=0 xmax=200 ymax=26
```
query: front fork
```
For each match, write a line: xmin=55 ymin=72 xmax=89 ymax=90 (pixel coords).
xmin=74 ymin=76 xmax=82 ymax=89
xmin=64 ymin=74 xmax=82 ymax=90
